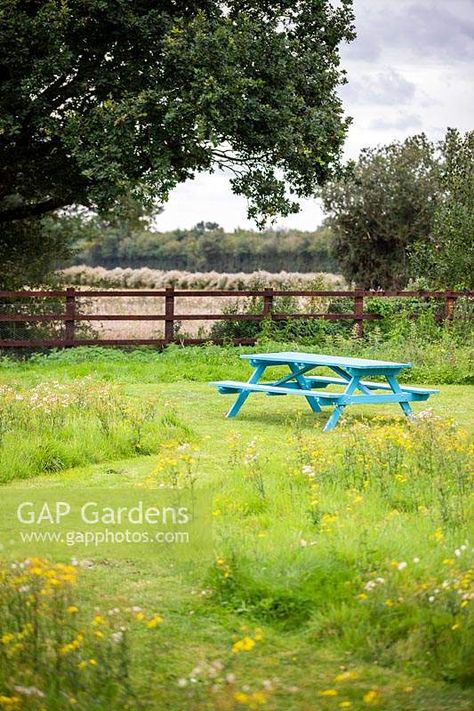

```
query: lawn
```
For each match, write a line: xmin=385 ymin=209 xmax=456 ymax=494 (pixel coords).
xmin=0 ymin=346 xmax=473 ymax=710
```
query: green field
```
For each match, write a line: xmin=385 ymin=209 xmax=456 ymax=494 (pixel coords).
xmin=0 ymin=346 xmax=473 ymax=710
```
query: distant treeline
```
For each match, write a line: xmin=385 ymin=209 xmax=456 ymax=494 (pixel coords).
xmin=71 ymin=222 xmax=338 ymax=273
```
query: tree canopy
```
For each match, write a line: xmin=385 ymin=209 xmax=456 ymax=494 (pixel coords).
xmin=0 ymin=0 xmax=354 ymax=232
xmin=411 ymin=129 xmax=474 ymax=290
xmin=321 ymin=135 xmax=441 ymax=289
xmin=54 ymin=214 xmax=337 ymax=272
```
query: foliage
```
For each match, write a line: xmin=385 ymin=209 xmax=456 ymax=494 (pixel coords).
xmin=1 ymin=320 xmax=473 ymax=385
xmin=321 ymin=134 xmax=441 ymax=289
xmin=59 ymin=266 xmax=344 ymax=290
xmin=410 ymin=129 xmax=474 ymax=289
xmin=61 ymin=218 xmax=338 ymax=273
xmin=0 ymin=0 xmax=354 ymax=229
xmin=0 ymin=217 xmax=73 ymax=290
xmin=209 ymin=291 xmax=474 ymax=351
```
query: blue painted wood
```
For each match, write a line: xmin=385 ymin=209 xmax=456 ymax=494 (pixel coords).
xmin=288 ymin=362 xmax=321 ymax=413
xmin=211 ymin=381 xmax=341 ymax=402
xmin=272 ymin=364 xmax=315 ymax=387
xmin=339 ymin=392 xmax=424 ymax=404
xmin=225 ymin=364 xmax=266 ymax=418
xmin=323 ymin=374 xmax=361 ymax=432
xmin=242 ymin=352 xmax=411 ymax=370
xmin=330 ymin=365 xmax=373 ymax=395
xmin=305 ymin=376 xmax=439 ymax=395
xmin=386 ymin=373 xmax=415 ymax=420
xmin=210 ymin=351 xmax=438 ymax=430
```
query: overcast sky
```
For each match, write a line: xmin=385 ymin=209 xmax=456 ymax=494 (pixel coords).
xmin=154 ymin=0 xmax=474 ymax=232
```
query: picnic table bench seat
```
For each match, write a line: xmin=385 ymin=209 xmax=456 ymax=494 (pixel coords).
xmin=210 ymin=351 xmax=439 ymax=431
xmin=213 ymin=379 xmax=437 ymax=402
xmin=298 ymin=376 xmax=438 ymax=396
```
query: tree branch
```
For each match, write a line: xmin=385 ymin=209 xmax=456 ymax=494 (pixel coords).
xmin=0 ymin=197 xmax=67 ymax=223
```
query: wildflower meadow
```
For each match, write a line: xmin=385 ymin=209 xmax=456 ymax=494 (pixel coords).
xmin=0 ymin=340 xmax=473 ymax=710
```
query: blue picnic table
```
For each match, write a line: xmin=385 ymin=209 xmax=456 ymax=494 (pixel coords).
xmin=211 ymin=351 xmax=438 ymax=431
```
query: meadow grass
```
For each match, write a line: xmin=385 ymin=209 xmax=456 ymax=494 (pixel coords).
xmin=0 ymin=335 xmax=473 ymax=386
xmin=0 ymin=347 xmax=473 ymax=710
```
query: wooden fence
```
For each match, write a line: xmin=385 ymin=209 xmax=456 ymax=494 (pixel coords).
xmin=0 ymin=288 xmax=472 ymax=348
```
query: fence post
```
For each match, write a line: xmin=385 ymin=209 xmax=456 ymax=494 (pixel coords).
xmin=444 ymin=290 xmax=456 ymax=321
xmin=263 ymin=288 xmax=274 ymax=318
xmin=64 ymin=287 xmax=76 ymax=346
xmin=354 ymin=290 xmax=365 ymax=337
xmin=164 ymin=286 xmax=175 ymax=344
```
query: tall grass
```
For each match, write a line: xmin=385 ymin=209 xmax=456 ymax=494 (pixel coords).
xmin=59 ymin=266 xmax=344 ymax=290
xmin=207 ymin=415 xmax=474 ymax=683
xmin=0 ymin=379 xmax=193 ymax=482
xmin=1 ymin=414 xmax=472 ymax=709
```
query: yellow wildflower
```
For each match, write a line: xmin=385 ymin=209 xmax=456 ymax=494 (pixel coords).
xmin=320 ymin=689 xmax=338 ymax=697
xmin=363 ymin=689 xmax=380 ymax=705
xmin=232 ymin=636 xmax=256 ymax=653
xmin=146 ymin=614 xmax=163 ymax=629
xmin=234 ymin=691 xmax=267 ymax=707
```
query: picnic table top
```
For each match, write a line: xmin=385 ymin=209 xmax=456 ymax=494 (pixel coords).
xmin=241 ymin=351 xmax=412 ymax=370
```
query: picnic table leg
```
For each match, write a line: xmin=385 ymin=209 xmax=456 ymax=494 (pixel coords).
xmin=386 ymin=374 xmax=415 ymax=420
xmin=323 ymin=374 xmax=360 ymax=432
xmin=226 ymin=364 xmax=266 ymax=418
xmin=289 ymin=363 xmax=321 ymax=413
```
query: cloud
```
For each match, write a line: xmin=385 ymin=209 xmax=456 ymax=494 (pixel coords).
xmin=340 ymin=68 xmax=416 ymax=105
xmin=369 ymin=113 xmax=423 ymax=131
xmin=155 ymin=0 xmax=473 ymax=231
xmin=343 ymin=0 xmax=474 ymax=63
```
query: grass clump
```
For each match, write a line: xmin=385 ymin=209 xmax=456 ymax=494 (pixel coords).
xmin=0 ymin=379 xmax=193 ymax=482
xmin=205 ymin=415 xmax=474 ymax=686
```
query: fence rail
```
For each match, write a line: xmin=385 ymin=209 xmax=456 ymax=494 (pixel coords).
xmin=0 ymin=287 xmax=472 ymax=348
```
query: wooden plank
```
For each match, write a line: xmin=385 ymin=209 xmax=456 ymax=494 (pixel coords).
xmin=0 ymin=314 xmax=165 ymax=321
xmin=0 ymin=290 xmax=66 ymax=297
xmin=0 ymin=289 xmax=473 ymax=298
xmin=0 ymin=338 xmax=257 ymax=347
xmin=65 ymin=287 xmax=76 ymax=346
xmin=306 ymin=375 xmax=439 ymax=394
xmin=354 ymin=291 xmax=365 ymax=337
xmin=0 ymin=339 xmax=167 ymax=347
xmin=164 ymin=286 xmax=174 ymax=343
xmin=175 ymin=313 xmax=381 ymax=321
xmin=0 ymin=315 xmax=68 ymax=322
xmin=339 ymin=392 xmax=424 ymax=405
xmin=0 ymin=313 xmax=378 ymax=323
xmin=241 ymin=352 xmax=411 ymax=369
xmin=211 ymin=380 xmax=340 ymax=400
